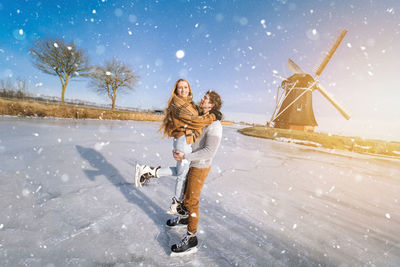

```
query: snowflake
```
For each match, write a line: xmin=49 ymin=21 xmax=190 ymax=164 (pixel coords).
xmin=176 ymin=50 xmax=185 ymax=59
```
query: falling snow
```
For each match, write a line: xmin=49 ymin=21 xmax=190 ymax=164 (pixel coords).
xmin=1 ymin=0 xmax=400 ymax=263
xmin=175 ymin=50 xmax=185 ymax=59
xmin=0 ymin=117 xmax=398 ymax=265
xmin=2 ymin=0 xmax=398 ymax=139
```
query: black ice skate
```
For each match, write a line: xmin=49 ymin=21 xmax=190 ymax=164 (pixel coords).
xmin=166 ymin=216 xmax=189 ymax=228
xmin=170 ymin=232 xmax=198 ymax=256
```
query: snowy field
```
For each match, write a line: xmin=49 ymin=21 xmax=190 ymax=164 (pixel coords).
xmin=0 ymin=116 xmax=399 ymax=266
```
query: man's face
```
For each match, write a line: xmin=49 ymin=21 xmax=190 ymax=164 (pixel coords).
xmin=199 ymin=94 xmax=214 ymax=112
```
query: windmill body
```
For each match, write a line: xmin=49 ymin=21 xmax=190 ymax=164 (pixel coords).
xmin=274 ymin=73 xmax=318 ymax=131
xmin=269 ymin=29 xmax=351 ymax=132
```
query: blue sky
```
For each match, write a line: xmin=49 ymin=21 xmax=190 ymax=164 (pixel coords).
xmin=1 ymin=0 xmax=399 ymax=140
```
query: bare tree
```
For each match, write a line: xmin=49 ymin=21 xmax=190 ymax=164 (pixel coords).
xmin=90 ymin=58 xmax=137 ymax=110
xmin=29 ymin=38 xmax=91 ymax=103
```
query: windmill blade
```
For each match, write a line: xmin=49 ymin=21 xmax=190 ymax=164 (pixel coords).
xmin=315 ymin=29 xmax=348 ymax=77
xmin=287 ymin=58 xmax=306 ymax=74
xmin=315 ymin=83 xmax=351 ymax=120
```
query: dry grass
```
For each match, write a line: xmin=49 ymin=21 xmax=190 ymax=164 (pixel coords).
xmin=239 ymin=126 xmax=400 ymax=159
xmin=0 ymin=98 xmax=163 ymax=121
xmin=0 ymin=98 xmax=232 ymax=126
xmin=221 ymin=120 xmax=233 ymax=126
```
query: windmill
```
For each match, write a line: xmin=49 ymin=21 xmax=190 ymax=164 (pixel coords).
xmin=269 ymin=29 xmax=351 ymax=132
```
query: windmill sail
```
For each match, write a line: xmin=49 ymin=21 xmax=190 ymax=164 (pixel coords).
xmin=315 ymin=83 xmax=351 ymax=120
xmin=315 ymin=29 xmax=348 ymax=77
xmin=287 ymin=59 xmax=306 ymax=74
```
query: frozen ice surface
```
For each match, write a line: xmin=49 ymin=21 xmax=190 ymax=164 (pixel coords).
xmin=0 ymin=116 xmax=399 ymax=266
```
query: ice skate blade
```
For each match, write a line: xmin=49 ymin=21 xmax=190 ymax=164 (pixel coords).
xmin=134 ymin=163 xmax=141 ymax=188
xmin=170 ymin=247 xmax=197 ymax=257
xmin=166 ymin=209 xmax=179 ymax=215
xmin=165 ymin=223 xmax=187 ymax=229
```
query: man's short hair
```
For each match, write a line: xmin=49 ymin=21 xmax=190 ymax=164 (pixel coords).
xmin=207 ymin=90 xmax=222 ymax=111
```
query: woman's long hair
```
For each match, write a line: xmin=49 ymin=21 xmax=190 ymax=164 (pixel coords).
xmin=159 ymin=78 xmax=193 ymax=137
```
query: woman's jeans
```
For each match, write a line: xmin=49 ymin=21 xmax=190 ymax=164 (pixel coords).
xmin=157 ymin=135 xmax=192 ymax=200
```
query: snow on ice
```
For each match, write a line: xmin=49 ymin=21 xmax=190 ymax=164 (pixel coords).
xmin=0 ymin=117 xmax=399 ymax=266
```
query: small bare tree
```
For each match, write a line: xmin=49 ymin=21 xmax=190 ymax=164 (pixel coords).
xmin=90 ymin=58 xmax=137 ymax=110
xmin=29 ymin=38 xmax=91 ymax=103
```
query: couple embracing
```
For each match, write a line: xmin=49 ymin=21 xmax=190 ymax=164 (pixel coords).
xmin=134 ymin=78 xmax=223 ymax=256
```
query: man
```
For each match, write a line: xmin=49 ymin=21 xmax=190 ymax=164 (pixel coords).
xmin=169 ymin=90 xmax=222 ymax=255
xmin=135 ymin=91 xmax=223 ymax=255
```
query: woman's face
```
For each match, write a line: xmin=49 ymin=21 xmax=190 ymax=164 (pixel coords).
xmin=176 ymin=81 xmax=190 ymax=98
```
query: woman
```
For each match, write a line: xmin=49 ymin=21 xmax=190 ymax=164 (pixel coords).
xmin=135 ymin=79 xmax=216 ymax=215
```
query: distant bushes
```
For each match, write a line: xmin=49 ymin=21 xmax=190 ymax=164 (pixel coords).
xmin=0 ymin=89 xmax=28 ymax=99
xmin=0 ymin=78 xmax=31 ymax=99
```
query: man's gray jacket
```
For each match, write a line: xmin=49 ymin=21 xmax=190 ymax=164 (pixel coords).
xmin=184 ymin=120 xmax=222 ymax=168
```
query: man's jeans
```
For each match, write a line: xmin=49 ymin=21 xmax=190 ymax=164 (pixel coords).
xmin=183 ymin=166 xmax=211 ymax=234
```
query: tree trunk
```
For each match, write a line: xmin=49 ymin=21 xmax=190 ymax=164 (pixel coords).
xmin=112 ymin=97 xmax=116 ymax=110
xmin=61 ymin=84 xmax=66 ymax=104
xmin=111 ymin=88 xmax=117 ymax=110
xmin=61 ymin=75 xmax=69 ymax=104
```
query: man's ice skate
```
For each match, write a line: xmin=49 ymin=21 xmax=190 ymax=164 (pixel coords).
xmin=134 ymin=163 xmax=160 ymax=187
xmin=167 ymin=197 xmax=188 ymax=216
xmin=170 ymin=232 xmax=198 ymax=256
xmin=166 ymin=216 xmax=188 ymax=228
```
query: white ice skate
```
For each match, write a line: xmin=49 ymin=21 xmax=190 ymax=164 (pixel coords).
xmin=166 ymin=197 xmax=188 ymax=216
xmin=134 ymin=163 xmax=159 ymax=187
